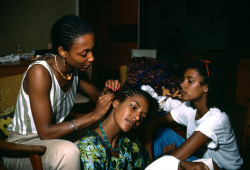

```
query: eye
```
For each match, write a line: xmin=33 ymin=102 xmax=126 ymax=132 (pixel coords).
xmin=81 ymin=49 xmax=91 ymax=57
xmin=81 ymin=54 xmax=88 ymax=57
xmin=130 ymin=104 xmax=136 ymax=110
xmin=140 ymin=115 xmax=145 ymax=120
xmin=140 ymin=113 xmax=148 ymax=122
xmin=187 ymin=78 xmax=195 ymax=84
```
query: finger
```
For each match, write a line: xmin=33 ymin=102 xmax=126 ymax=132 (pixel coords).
xmin=111 ymin=80 xmax=116 ymax=91
xmin=100 ymin=98 xmax=113 ymax=111
xmin=99 ymin=93 xmax=114 ymax=101
xmin=110 ymin=82 xmax=115 ymax=91
xmin=112 ymin=80 xmax=121 ymax=91
xmin=116 ymin=82 xmax=121 ymax=90
xmin=114 ymin=80 xmax=120 ymax=91
xmin=114 ymin=79 xmax=119 ymax=87
xmin=105 ymin=79 xmax=112 ymax=89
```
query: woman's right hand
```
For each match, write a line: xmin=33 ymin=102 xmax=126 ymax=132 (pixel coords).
xmin=92 ymin=93 xmax=115 ymax=119
xmin=178 ymin=161 xmax=209 ymax=170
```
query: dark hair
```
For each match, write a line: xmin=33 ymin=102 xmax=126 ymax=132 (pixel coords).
xmin=50 ymin=15 xmax=93 ymax=54
xmin=115 ymin=87 xmax=159 ymax=121
xmin=187 ymin=60 xmax=225 ymax=111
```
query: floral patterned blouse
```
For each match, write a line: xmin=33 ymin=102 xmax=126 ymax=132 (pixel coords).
xmin=77 ymin=130 xmax=150 ymax=170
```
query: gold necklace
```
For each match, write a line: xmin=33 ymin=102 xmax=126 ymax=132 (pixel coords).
xmin=55 ymin=55 xmax=73 ymax=81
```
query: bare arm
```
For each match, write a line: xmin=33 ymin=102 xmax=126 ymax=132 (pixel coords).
xmin=170 ymin=131 xmax=209 ymax=161
xmin=179 ymin=159 xmax=220 ymax=170
xmin=79 ymin=79 xmax=121 ymax=103
xmin=25 ymin=65 xmax=114 ymax=140
xmin=144 ymin=112 xmax=217 ymax=169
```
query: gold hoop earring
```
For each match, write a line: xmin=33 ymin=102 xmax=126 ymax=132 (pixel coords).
xmin=63 ymin=57 xmax=66 ymax=67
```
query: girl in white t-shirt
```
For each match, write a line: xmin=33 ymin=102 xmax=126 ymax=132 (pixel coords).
xmin=144 ymin=60 xmax=243 ymax=169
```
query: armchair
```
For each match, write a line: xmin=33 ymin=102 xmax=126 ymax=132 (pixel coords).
xmin=0 ymin=74 xmax=46 ymax=170
xmin=0 ymin=140 xmax=46 ymax=170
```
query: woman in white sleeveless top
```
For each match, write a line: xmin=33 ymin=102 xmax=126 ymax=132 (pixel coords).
xmin=3 ymin=15 xmax=120 ymax=170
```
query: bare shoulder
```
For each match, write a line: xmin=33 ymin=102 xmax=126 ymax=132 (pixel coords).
xmin=27 ymin=63 xmax=51 ymax=79
xmin=24 ymin=62 xmax=53 ymax=93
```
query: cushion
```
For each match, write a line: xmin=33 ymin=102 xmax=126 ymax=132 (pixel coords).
xmin=0 ymin=106 xmax=15 ymax=141
xmin=123 ymin=57 xmax=182 ymax=100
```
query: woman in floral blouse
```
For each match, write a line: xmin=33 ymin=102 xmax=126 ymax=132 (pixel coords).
xmin=78 ymin=87 xmax=158 ymax=169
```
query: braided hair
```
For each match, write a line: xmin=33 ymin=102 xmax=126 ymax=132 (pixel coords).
xmin=187 ymin=60 xmax=225 ymax=111
xmin=115 ymin=87 xmax=159 ymax=121
xmin=50 ymin=15 xmax=93 ymax=54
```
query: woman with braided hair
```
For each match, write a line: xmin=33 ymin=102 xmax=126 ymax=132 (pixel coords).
xmin=3 ymin=15 xmax=120 ymax=169
xmin=78 ymin=87 xmax=159 ymax=169
xmin=144 ymin=60 xmax=243 ymax=169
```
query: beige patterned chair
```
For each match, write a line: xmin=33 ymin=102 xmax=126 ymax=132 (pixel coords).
xmin=0 ymin=74 xmax=46 ymax=170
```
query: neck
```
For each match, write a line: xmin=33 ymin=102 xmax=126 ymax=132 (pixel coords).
xmin=102 ymin=116 xmax=121 ymax=147
xmin=55 ymin=55 xmax=73 ymax=81
xmin=193 ymin=94 xmax=208 ymax=119
xmin=56 ymin=55 xmax=72 ymax=73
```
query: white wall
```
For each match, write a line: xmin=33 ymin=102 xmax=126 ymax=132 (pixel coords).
xmin=0 ymin=0 xmax=78 ymax=56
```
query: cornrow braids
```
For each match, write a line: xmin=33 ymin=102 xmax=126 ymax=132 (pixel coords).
xmin=50 ymin=15 xmax=93 ymax=54
xmin=116 ymin=87 xmax=159 ymax=121
xmin=187 ymin=60 xmax=225 ymax=111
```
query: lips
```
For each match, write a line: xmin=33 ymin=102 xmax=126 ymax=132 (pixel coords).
xmin=126 ymin=119 xmax=135 ymax=128
xmin=181 ymin=89 xmax=187 ymax=93
xmin=81 ymin=65 xmax=90 ymax=69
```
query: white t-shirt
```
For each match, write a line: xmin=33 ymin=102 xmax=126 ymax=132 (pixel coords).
xmin=171 ymin=102 xmax=243 ymax=169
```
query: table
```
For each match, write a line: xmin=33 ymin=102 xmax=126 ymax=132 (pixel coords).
xmin=0 ymin=60 xmax=33 ymax=77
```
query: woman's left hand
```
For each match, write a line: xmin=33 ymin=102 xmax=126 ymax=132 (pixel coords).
xmin=103 ymin=79 xmax=121 ymax=93
xmin=162 ymin=143 xmax=176 ymax=156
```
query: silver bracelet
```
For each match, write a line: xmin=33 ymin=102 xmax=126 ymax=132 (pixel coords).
xmin=69 ymin=119 xmax=78 ymax=132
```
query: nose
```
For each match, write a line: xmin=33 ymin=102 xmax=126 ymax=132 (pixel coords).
xmin=180 ymin=80 xmax=185 ymax=89
xmin=133 ymin=112 xmax=140 ymax=121
xmin=88 ymin=51 xmax=95 ymax=62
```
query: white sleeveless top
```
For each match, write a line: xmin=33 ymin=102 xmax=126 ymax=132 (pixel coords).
xmin=8 ymin=60 xmax=78 ymax=135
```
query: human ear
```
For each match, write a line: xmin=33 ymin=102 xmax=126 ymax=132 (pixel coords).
xmin=58 ymin=46 xmax=67 ymax=58
xmin=204 ymin=84 xmax=209 ymax=93
xmin=112 ymin=100 xmax=120 ymax=109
